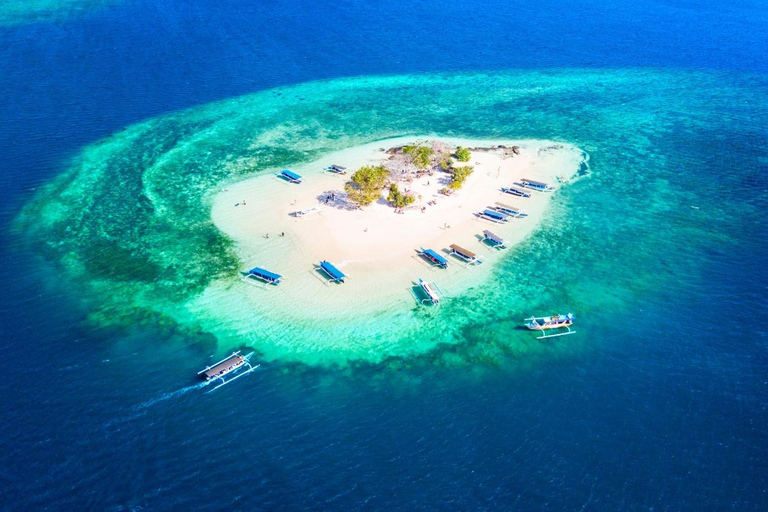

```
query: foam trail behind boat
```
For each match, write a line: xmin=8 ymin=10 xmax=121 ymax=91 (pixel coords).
xmin=136 ymin=381 xmax=208 ymax=410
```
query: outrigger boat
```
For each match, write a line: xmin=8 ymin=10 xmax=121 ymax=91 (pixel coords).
xmin=520 ymin=178 xmax=553 ymax=192
xmin=198 ymin=351 xmax=259 ymax=391
xmin=291 ymin=205 xmax=323 ymax=217
xmin=319 ymin=260 xmax=346 ymax=283
xmin=418 ymin=277 xmax=445 ymax=305
xmin=477 ymin=209 xmax=509 ymax=223
xmin=418 ymin=247 xmax=449 ymax=268
xmin=449 ymin=244 xmax=483 ymax=265
xmin=326 ymin=164 xmax=347 ymax=174
xmin=501 ymin=186 xmax=531 ymax=198
xmin=279 ymin=169 xmax=303 ymax=184
xmin=243 ymin=266 xmax=282 ymax=286
xmin=525 ymin=313 xmax=575 ymax=339
xmin=482 ymin=230 xmax=508 ymax=249
xmin=493 ymin=202 xmax=527 ymax=218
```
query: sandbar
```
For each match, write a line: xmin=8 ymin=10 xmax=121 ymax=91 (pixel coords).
xmin=209 ymin=137 xmax=584 ymax=321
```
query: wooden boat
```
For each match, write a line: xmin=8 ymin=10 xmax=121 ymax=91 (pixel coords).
xmin=418 ymin=247 xmax=449 ymax=268
xmin=525 ymin=313 xmax=575 ymax=339
xmin=244 ymin=267 xmax=282 ymax=286
xmin=449 ymin=244 xmax=482 ymax=265
xmin=292 ymin=205 xmax=323 ymax=217
xmin=418 ymin=277 xmax=444 ymax=305
xmin=279 ymin=169 xmax=303 ymax=183
xmin=198 ymin=351 xmax=258 ymax=390
xmin=482 ymin=230 xmax=507 ymax=249
xmin=326 ymin=164 xmax=347 ymax=174
xmin=520 ymin=178 xmax=553 ymax=192
xmin=477 ymin=209 xmax=509 ymax=223
xmin=501 ymin=186 xmax=531 ymax=198
xmin=493 ymin=202 xmax=527 ymax=218
xmin=319 ymin=260 xmax=346 ymax=283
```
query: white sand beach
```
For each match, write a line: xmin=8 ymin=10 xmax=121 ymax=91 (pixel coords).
xmin=209 ymin=137 xmax=584 ymax=320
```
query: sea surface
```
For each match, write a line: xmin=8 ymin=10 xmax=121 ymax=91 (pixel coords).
xmin=2 ymin=0 xmax=767 ymax=509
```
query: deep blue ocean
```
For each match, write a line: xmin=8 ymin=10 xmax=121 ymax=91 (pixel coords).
xmin=2 ymin=0 xmax=768 ymax=509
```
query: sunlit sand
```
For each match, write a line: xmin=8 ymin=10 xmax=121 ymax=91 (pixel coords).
xmin=210 ymin=137 xmax=584 ymax=318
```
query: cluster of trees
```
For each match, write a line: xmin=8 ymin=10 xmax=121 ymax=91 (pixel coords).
xmin=345 ymin=143 xmax=473 ymax=207
xmin=455 ymin=146 xmax=471 ymax=162
xmin=344 ymin=165 xmax=389 ymax=206
xmin=403 ymin=145 xmax=435 ymax=169
xmin=387 ymin=183 xmax=416 ymax=208
xmin=447 ymin=165 xmax=474 ymax=190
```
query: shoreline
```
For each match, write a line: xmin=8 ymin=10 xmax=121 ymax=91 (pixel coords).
xmin=208 ymin=137 xmax=585 ymax=322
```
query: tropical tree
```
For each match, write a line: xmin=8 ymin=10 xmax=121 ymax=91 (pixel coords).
xmin=448 ymin=165 xmax=474 ymax=190
xmin=452 ymin=165 xmax=473 ymax=183
xmin=403 ymin=145 xmax=435 ymax=169
xmin=455 ymin=146 xmax=471 ymax=162
xmin=344 ymin=165 xmax=389 ymax=206
xmin=387 ymin=183 xmax=416 ymax=208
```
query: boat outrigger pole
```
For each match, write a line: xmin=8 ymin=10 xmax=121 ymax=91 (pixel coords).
xmin=209 ymin=362 xmax=259 ymax=391
xmin=197 ymin=351 xmax=259 ymax=391
xmin=524 ymin=313 xmax=576 ymax=339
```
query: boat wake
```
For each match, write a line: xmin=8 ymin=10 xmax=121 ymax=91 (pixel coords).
xmin=101 ymin=382 xmax=208 ymax=432
xmin=136 ymin=382 xmax=208 ymax=410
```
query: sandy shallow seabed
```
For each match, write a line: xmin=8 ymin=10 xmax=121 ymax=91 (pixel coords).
xmin=208 ymin=137 xmax=585 ymax=321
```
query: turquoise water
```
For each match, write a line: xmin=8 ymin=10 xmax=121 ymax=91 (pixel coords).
xmin=17 ymin=69 xmax=768 ymax=366
xmin=0 ymin=0 xmax=117 ymax=26
xmin=3 ymin=0 xmax=768 ymax=507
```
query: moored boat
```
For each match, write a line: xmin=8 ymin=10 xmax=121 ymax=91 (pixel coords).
xmin=520 ymin=178 xmax=553 ymax=192
xmin=279 ymin=169 xmax=303 ymax=183
xmin=482 ymin=229 xmax=507 ymax=249
xmin=418 ymin=277 xmax=444 ymax=305
xmin=418 ymin=247 xmax=449 ymax=268
xmin=501 ymin=186 xmax=531 ymax=198
xmin=524 ymin=313 xmax=575 ymax=339
xmin=326 ymin=164 xmax=347 ymax=174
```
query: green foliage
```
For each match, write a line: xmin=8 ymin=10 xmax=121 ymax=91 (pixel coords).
xmin=387 ymin=183 xmax=416 ymax=208
xmin=452 ymin=165 xmax=473 ymax=182
xmin=344 ymin=165 xmax=390 ymax=206
xmin=403 ymin=145 xmax=435 ymax=169
xmin=439 ymin=156 xmax=453 ymax=171
xmin=447 ymin=165 xmax=474 ymax=190
xmin=455 ymin=146 xmax=471 ymax=162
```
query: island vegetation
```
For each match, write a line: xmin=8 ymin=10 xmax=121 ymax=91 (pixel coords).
xmin=387 ymin=183 xmax=416 ymax=208
xmin=344 ymin=143 xmax=477 ymax=207
xmin=455 ymin=146 xmax=471 ymax=162
xmin=403 ymin=145 xmax=435 ymax=169
xmin=344 ymin=165 xmax=389 ymax=206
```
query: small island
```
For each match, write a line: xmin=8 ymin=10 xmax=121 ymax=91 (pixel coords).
xmin=210 ymin=137 xmax=584 ymax=319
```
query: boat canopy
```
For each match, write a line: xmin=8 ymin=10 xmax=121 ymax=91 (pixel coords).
xmin=320 ymin=260 xmax=346 ymax=282
xmin=281 ymin=169 xmax=303 ymax=183
xmin=521 ymin=178 xmax=551 ymax=190
xmin=247 ymin=267 xmax=282 ymax=284
xmin=481 ymin=209 xmax=508 ymax=222
xmin=200 ymin=353 xmax=244 ymax=380
xmin=483 ymin=230 xmax=506 ymax=246
xmin=420 ymin=248 xmax=449 ymax=267
xmin=494 ymin=202 xmax=526 ymax=216
xmin=502 ymin=186 xmax=531 ymax=197
xmin=449 ymin=244 xmax=477 ymax=259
